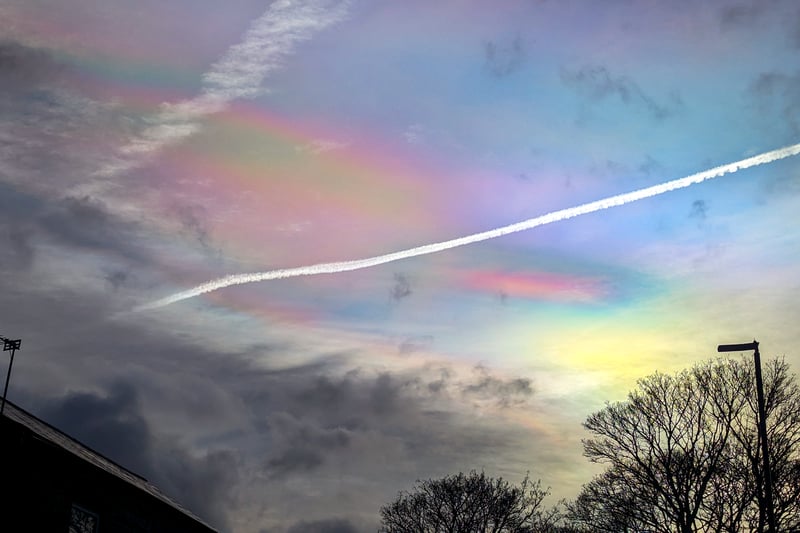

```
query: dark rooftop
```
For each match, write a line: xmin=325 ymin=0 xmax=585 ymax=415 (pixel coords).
xmin=1 ymin=399 xmax=217 ymax=532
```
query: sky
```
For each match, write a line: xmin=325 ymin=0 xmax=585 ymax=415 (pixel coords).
xmin=1 ymin=0 xmax=800 ymax=531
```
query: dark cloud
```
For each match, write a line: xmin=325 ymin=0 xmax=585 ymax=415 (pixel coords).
xmin=484 ymin=37 xmax=525 ymax=77
xmin=41 ymin=382 xmax=152 ymax=474
xmin=689 ymin=199 xmax=708 ymax=221
xmin=0 ymin=40 xmax=62 ymax=94
xmin=39 ymin=196 xmax=144 ymax=259
xmin=39 ymin=383 xmax=239 ymax=532
xmin=0 ymin=40 xmax=134 ymax=198
xmin=2 ymin=225 xmax=35 ymax=269
xmin=398 ymin=335 xmax=434 ymax=355
xmin=370 ymin=373 xmax=401 ymax=415
xmin=638 ymin=155 xmax=662 ymax=176
xmin=561 ymin=65 xmax=683 ymax=120
xmin=389 ymin=273 xmax=412 ymax=301
xmin=286 ymin=518 xmax=359 ymax=533
xmin=718 ymin=1 xmax=800 ymax=48
xmin=462 ymin=365 xmax=534 ymax=408
xmin=176 ymin=203 xmax=214 ymax=252
xmin=104 ymin=269 xmax=130 ymax=290
xmin=1 ymin=264 xmax=537 ymax=532
xmin=750 ymin=71 xmax=800 ymax=135
xmin=0 ymin=188 xmax=153 ymax=271
xmin=719 ymin=2 xmax=767 ymax=29
xmin=266 ymin=412 xmax=351 ymax=478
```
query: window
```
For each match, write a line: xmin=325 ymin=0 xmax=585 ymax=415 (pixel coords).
xmin=69 ymin=504 xmax=99 ymax=533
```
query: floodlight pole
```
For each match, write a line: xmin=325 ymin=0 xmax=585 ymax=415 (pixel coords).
xmin=718 ymin=340 xmax=776 ymax=532
xmin=0 ymin=335 xmax=22 ymax=416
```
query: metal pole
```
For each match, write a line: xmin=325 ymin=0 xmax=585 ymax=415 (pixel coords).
xmin=0 ymin=345 xmax=14 ymax=415
xmin=753 ymin=343 xmax=777 ymax=533
xmin=718 ymin=340 xmax=777 ymax=532
xmin=0 ymin=337 xmax=22 ymax=416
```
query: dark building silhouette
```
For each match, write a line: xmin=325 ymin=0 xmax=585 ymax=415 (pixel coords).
xmin=0 ymin=400 xmax=216 ymax=532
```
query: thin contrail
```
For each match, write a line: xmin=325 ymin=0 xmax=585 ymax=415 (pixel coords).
xmin=136 ymin=143 xmax=800 ymax=311
xmin=94 ymin=0 xmax=349 ymax=179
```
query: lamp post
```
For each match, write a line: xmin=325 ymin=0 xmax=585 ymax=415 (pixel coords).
xmin=718 ymin=340 xmax=776 ymax=532
xmin=0 ymin=335 xmax=21 ymax=416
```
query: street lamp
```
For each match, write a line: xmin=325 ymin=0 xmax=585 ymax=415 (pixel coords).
xmin=718 ymin=340 xmax=776 ymax=532
xmin=0 ymin=335 xmax=22 ymax=416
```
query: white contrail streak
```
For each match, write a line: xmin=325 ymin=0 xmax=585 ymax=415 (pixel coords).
xmin=137 ymin=143 xmax=800 ymax=311
xmin=94 ymin=0 xmax=349 ymax=178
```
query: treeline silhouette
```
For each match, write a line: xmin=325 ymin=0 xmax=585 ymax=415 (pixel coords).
xmin=378 ymin=356 xmax=800 ymax=532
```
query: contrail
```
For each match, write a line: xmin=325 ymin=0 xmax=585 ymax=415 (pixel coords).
xmin=136 ymin=143 xmax=800 ymax=311
xmin=94 ymin=0 xmax=350 ymax=178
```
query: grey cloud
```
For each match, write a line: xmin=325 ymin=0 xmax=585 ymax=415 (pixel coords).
xmin=718 ymin=1 xmax=800 ymax=48
xmin=176 ymin=203 xmax=214 ymax=252
xmin=0 ymin=179 xmax=160 ymax=276
xmin=398 ymin=335 xmax=434 ymax=355
xmin=750 ymin=71 xmax=800 ymax=134
xmin=370 ymin=373 xmax=401 ymax=415
xmin=638 ymin=155 xmax=662 ymax=176
xmin=267 ymin=447 xmax=324 ymax=477
xmin=39 ymin=196 xmax=143 ymax=258
xmin=41 ymin=381 xmax=152 ymax=475
xmin=561 ymin=65 xmax=683 ymax=120
xmin=0 ymin=41 xmax=135 ymax=206
xmin=286 ymin=518 xmax=359 ymax=533
xmin=390 ymin=273 xmax=412 ymax=301
xmin=462 ymin=365 xmax=534 ymax=408
xmin=266 ymin=412 xmax=351 ymax=478
xmin=104 ymin=269 xmax=130 ymax=290
xmin=719 ymin=2 xmax=767 ymax=29
xmin=1 ymin=260 xmax=535 ymax=532
xmin=0 ymin=40 xmax=62 ymax=93
xmin=2 ymin=225 xmax=35 ymax=269
xmin=39 ymin=383 xmax=239 ymax=532
xmin=484 ymin=37 xmax=525 ymax=78
xmin=689 ymin=199 xmax=708 ymax=221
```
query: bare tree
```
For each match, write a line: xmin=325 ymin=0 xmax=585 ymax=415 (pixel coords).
xmin=379 ymin=471 xmax=561 ymax=533
xmin=566 ymin=467 xmax=666 ymax=533
xmin=575 ymin=357 xmax=800 ymax=533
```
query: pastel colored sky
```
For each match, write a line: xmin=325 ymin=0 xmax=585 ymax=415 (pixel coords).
xmin=2 ymin=1 xmax=800 ymax=531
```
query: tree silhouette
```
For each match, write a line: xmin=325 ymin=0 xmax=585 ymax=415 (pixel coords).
xmin=572 ymin=356 xmax=800 ymax=533
xmin=379 ymin=471 xmax=561 ymax=533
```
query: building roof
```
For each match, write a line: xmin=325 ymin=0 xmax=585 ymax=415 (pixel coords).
xmin=1 ymin=399 xmax=217 ymax=532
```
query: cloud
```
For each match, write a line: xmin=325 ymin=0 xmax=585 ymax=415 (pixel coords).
xmin=390 ymin=273 xmax=412 ymax=301
xmin=461 ymin=365 xmax=534 ymax=408
xmin=39 ymin=196 xmax=144 ymax=259
xmin=484 ymin=36 xmax=525 ymax=77
xmin=689 ymin=199 xmax=708 ymax=221
xmin=104 ymin=270 xmax=131 ymax=290
xmin=265 ymin=411 xmax=352 ymax=478
xmin=719 ymin=2 xmax=768 ymax=29
xmin=750 ymin=71 xmax=800 ymax=134
xmin=286 ymin=518 xmax=359 ymax=533
xmin=2 ymin=259 xmax=545 ymax=532
xmin=398 ymin=335 xmax=434 ymax=355
xmin=1 ymin=225 xmax=34 ymax=270
xmin=0 ymin=183 xmax=154 ymax=273
xmin=560 ymin=65 xmax=683 ymax=120
xmin=0 ymin=42 xmax=122 ymax=196
xmin=40 ymin=383 xmax=239 ymax=532
xmin=403 ymin=123 xmax=427 ymax=145
xmin=718 ymin=1 xmax=800 ymax=48
xmin=0 ymin=40 xmax=61 ymax=92
xmin=297 ymin=139 xmax=350 ymax=155
xmin=175 ymin=203 xmax=214 ymax=252
xmin=97 ymin=0 xmax=350 ymax=178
